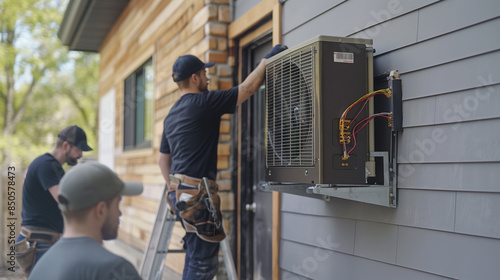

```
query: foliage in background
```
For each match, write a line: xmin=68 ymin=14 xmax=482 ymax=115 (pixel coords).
xmin=0 ymin=0 xmax=99 ymax=168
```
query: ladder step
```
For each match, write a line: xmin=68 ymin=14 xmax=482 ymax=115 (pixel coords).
xmin=140 ymin=181 xmax=236 ymax=280
xmin=167 ymin=249 xmax=186 ymax=253
xmin=140 ymin=184 xmax=177 ymax=280
xmin=155 ymin=249 xmax=185 ymax=254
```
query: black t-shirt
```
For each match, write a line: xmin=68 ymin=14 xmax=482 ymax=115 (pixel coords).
xmin=160 ymin=87 xmax=238 ymax=180
xmin=21 ymin=153 xmax=64 ymax=233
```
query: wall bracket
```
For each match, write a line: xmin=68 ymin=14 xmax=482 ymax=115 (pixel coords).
xmin=262 ymin=151 xmax=397 ymax=208
xmin=307 ymin=151 xmax=396 ymax=208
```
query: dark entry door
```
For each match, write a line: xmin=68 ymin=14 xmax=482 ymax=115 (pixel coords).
xmin=239 ymin=36 xmax=273 ymax=280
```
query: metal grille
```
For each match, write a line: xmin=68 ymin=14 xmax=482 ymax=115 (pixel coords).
xmin=265 ymin=46 xmax=315 ymax=167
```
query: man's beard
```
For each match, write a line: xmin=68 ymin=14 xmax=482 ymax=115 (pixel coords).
xmin=198 ymin=82 xmax=208 ymax=92
xmin=66 ymin=151 xmax=78 ymax=166
xmin=101 ymin=216 xmax=119 ymax=241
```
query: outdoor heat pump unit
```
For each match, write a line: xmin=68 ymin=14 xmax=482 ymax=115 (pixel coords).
xmin=263 ymin=36 xmax=401 ymax=208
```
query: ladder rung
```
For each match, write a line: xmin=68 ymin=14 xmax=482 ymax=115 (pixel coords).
xmin=167 ymin=249 xmax=186 ymax=253
xmin=140 ymin=182 xmax=236 ymax=280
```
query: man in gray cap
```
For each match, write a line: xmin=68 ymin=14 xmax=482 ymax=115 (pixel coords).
xmin=29 ymin=161 xmax=143 ymax=279
xmin=15 ymin=125 xmax=93 ymax=275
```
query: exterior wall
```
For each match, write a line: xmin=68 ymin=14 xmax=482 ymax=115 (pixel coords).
xmin=235 ymin=0 xmax=500 ymax=279
xmin=98 ymin=0 xmax=234 ymax=275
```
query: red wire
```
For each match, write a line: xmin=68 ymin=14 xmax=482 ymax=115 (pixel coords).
xmin=352 ymin=114 xmax=390 ymax=136
xmin=341 ymin=91 xmax=391 ymax=142
xmin=347 ymin=114 xmax=391 ymax=156
xmin=341 ymin=91 xmax=390 ymax=120
xmin=350 ymin=98 xmax=370 ymax=126
xmin=340 ymin=90 xmax=392 ymax=155
xmin=347 ymin=116 xmax=375 ymax=156
xmin=341 ymin=97 xmax=369 ymax=145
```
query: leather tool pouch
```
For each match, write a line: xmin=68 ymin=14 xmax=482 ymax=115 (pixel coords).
xmin=176 ymin=179 xmax=226 ymax=243
xmin=15 ymin=227 xmax=60 ymax=276
xmin=14 ymin=238 xmax=37 ymax=276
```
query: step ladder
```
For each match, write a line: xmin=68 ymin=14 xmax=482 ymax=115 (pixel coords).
xmin=139 ymin=184 xmax=237 ymax=280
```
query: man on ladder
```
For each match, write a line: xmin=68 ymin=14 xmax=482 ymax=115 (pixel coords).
xmin=158 ymin=45 xmax=287 ymax=280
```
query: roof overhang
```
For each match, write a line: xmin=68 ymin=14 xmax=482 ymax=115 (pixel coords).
xmin=58 ymin=0 xmax=130 ymax=52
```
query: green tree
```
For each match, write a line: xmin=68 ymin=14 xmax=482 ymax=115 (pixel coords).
xmin=0 ymin=0 xmax=99 ymax=268
xmin=0 ymin=0 xmax=99 ymax=167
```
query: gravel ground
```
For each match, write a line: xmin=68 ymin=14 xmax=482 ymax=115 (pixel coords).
xmin=0 ymin=268 xmax=26 ymax=280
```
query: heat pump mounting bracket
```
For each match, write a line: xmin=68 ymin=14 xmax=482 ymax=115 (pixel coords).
xmin=262 ymin=151 xmax=397 ymax=208
xmin=307 ymin=151 xmax=396 ymax=208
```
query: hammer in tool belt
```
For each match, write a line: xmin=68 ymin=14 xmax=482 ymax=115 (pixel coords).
xmin=202 ymin=177 xmax=221 ymax=229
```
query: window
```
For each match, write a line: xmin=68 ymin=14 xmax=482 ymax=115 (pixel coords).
xmin=124 ymin=59 xmax=154 ymax=150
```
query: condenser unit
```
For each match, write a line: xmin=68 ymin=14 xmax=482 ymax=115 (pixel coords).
xmin=265 ymin=36 xmax=372 ymax=185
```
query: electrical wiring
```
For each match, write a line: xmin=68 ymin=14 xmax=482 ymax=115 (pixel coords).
xmin=340 ymin=89 xmax=392 ymax=121
xmin=339 ymin=89 xmax=392 ymax=159
xmin=347 ymin=113 xmax=391 ymax=156
xmin=347 ymin=97 xmax=370 ymax=134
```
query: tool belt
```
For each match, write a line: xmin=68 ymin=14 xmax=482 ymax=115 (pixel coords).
xmin=20 ymin=227 xmax=60 ymax=243
xmin=15 ymin=227 xmax=60 ymax=276
xmin=169 ymin=174 xmax=226 ymax=243
xmin=168 ymin=174 xmax=215 ymax=191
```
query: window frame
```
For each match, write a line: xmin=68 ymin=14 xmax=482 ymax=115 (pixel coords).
xmin=123 ymin=58 xmax=154 ymax=151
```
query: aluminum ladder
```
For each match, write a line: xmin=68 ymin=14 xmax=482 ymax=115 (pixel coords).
xmin=139 ymin=184 xmax=237 ymax=280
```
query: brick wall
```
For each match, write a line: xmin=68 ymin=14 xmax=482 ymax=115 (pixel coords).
xmin=98 ymin=0 xmax=235 ymax=275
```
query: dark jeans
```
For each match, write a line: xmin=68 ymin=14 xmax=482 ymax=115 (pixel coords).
xmin=169 ymin=187 xmax=220 ymax=280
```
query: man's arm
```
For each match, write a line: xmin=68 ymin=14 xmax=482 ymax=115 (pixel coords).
xmin=158 ymin=152 xmax=172 ymax=188
xmin=48 ymin=185 xmax=59 ymax=202
xmin=237 ymin=59 xmax=266 ymax=107
xmin=236 ymin=44 xmax=288 ymax=107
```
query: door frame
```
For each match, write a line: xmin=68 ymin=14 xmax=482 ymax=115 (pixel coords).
xmin=239 ymin=32 xmax=273 ymax=280
xmin=228 ymin=1 xmax=282 ymax=279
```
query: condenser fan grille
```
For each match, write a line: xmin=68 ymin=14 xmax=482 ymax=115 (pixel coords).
xmin=266 ymin=46 xmax=315 ymax=167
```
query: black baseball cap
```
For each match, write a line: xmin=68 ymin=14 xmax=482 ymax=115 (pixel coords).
xmin=58 ymin=125 xmax=93 ymax=151
xmin=172 ymin=55 xmax=215 ymax=82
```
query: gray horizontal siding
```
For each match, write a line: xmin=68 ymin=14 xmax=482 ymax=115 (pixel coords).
xmin=281 ymin=212 xmax=355 ymax=255
xmin=403 ymin=84 xmax=500 ymax=127
xmin=282 ymin=0 xmax=345 ymax=34
xmin=455 ymin=192 xmax=500 ymax=239
xmin=281 ymin=239 xmax=454 ymax=280
xmin=398 ymin=119 xmax=500 ymax=163
xmin=353 ymin=221 xmax=398 ymax=264
xmin=284 ymin=187 xmax=500 ymax=241
xmin=283 ymin=0 xmax=437 ymax=48
xmin=375 ymin=16 xmax=500 ymax=76
xmin=397 ymin=227 xmax=500 ymax=280
xmin=354 ymin=10 xmax=419 ymax=56
xmin=282 ymin=189 xmax=456 ymax=233
xmin=230 ymin=0 xmax=500 ymax=278
xmin=417 ymin=0 xmax=500 ymax=41
xmin=398 ymin=162 xmax=500 ymax=192
xmin=281 ymin=215 xmax=500 ymax=279
xmin=401 ymin=50 xmax=500 ymax=100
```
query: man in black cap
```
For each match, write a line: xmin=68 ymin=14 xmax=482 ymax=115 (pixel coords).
xmin=15 ymin=125 xmax=93 ymax=275
xmin=159 ymin=45 xmax=287 ymax=279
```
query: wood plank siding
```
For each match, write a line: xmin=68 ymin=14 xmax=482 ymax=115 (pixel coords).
xmin=98 ymin=0 xmax=234 ymax=275
xmin=232 ymin=0 xmax=500 ymax=279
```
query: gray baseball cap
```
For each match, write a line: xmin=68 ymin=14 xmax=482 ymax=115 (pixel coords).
xmin=58 ymin=161 xmax=143 ymax=212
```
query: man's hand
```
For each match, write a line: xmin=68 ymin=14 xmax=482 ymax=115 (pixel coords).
xmin=263 ymin=44 xmax=288 ymax=59
xmin=237 ymin=44 xmax=288 ymax=106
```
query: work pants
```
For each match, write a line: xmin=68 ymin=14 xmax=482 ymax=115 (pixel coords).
xmin=169 ymin=186 xmax=220 ymax=280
